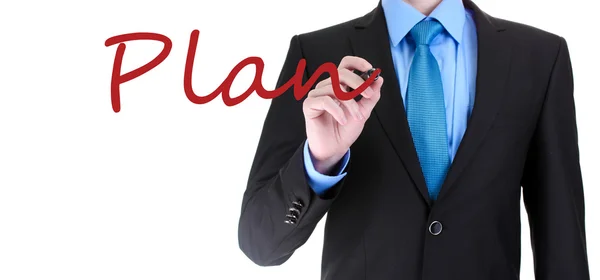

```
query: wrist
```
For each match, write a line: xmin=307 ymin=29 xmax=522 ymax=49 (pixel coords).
xmin=312 ymin=152 xmax=346 ymax=175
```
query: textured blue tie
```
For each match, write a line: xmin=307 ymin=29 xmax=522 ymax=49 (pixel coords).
xmin=406 ymin=20 xmax=450 ymax=201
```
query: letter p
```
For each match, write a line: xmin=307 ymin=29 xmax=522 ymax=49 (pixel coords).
xmin=105 ymin=33 xmax=172 ymax=112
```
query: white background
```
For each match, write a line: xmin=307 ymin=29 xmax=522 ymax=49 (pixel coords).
xmin=0 ymin=0 xmax=598 ymax=279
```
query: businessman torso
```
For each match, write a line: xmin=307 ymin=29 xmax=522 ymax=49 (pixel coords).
xmin=238 ymin=1 xmax=589 ymax=279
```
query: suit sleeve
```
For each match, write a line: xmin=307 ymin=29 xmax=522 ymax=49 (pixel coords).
xmin=303 ymin=140 xmax=350 ymax=195
xmin=521 ymin=37 xmax=590 ymax=280
xmin=238 ymin=35 xmax=347 ymax=266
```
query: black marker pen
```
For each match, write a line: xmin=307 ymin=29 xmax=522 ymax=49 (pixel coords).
xmin=354 ymin=68 xmax=380 ymax=82
xmin=349 ymin=68 xmax=380 ymax=101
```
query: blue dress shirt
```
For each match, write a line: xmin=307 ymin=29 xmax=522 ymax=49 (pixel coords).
xmin=304 ymin=0 xmax=478 ymax=196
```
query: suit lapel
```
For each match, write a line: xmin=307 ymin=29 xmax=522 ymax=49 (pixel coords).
xmin=350 ymin=0 xmax=513 ymax=205
xmin=350 ymin=3 xmax=432 ymax=206
xmin=436 ymin=1 xmax=512 ymax=201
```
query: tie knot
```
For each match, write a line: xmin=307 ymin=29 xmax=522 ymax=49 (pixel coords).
xmin=410 ymin=20 xmax=444 ymax=45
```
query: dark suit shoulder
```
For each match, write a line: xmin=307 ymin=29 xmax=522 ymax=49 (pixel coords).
xmin=498 ymin=17 xmax=561 ymax=39
xmin=486 ymin=15 xmax=566 ymax=77
xmin=495 ymin=16 xmax=564 ymax=53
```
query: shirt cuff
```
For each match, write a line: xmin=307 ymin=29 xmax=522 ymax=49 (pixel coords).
xmin=303 ymin=140 xmax=350 ymax=196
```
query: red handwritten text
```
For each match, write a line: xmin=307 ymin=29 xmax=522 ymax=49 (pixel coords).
xmin=105 ymin=30 xmax=381 ymax=113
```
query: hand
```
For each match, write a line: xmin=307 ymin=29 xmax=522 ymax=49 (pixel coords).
xmin=303 ymin=56 xmax=384 ymax=174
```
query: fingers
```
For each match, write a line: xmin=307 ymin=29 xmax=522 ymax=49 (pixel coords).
xmin=315 ymin=68 xmax=375 ymax=97
xmin=303 ymin=94 xmax=348 ymax=125
xmin=307 ymin=56 xmax=381 ymax=123
xmin=315 ymin=78 xmax=331 ymax=89
xmin=340 ymin=95 xmax=365 ymax=121
xmin=307 ymin=86 xmax=364 ymax=121
xmin=317 ymin=55 xmax=376 ymax=93
xmin=358 ymin=77 xmax=383 ymax=116
xmin=339 ymin=56 xmax=373 ymax=72
xmin=338 ymin=68 xmax=375 ymax=98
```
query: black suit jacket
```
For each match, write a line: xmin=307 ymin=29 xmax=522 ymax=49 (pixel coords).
xmin=238 ymin=1 xmax=589 ymax=279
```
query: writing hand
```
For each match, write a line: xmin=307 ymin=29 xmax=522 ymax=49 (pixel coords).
xmin=303 ymin=56 xmax=384 ymax=174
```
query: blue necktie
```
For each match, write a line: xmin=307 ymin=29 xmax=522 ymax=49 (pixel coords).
xmin=405 ymin=20 xmax=450 ymax=201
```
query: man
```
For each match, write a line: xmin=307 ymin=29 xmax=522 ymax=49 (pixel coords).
xmin=238 ymin=0 xmax=590 ymax=279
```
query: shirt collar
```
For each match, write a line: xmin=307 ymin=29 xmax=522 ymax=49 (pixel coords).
xmin=382 ymin=0 xmax=466 ymax=47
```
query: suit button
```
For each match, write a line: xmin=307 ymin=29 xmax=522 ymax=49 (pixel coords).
xmin=292 ymin=200 xmax=304 ymax=210
xmin=429 ymin=221 xmax=442 ymax=236
xmin=289 ymin=207 xmax=300 ymax=215
xmin=285 ymin=199 xmax=304 ymax=225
